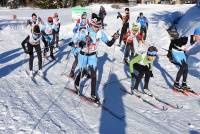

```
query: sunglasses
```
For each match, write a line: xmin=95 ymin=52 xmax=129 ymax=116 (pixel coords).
xmin=147 ymin=51 xmax=157 ymax=56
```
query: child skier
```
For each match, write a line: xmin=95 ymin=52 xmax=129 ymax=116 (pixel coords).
xmin=69 ymin=25 xmax=88 ymax=78
xmin=117 ymin=8 xmax=130 ymax=47
xmin=53 ymin=13 xmax=61 ymax=48
xmin=21 ymin=25 xmax=43 ymax=77
xmin=74 ymin=13 xmax=119 ymax=102
xmin=129 ymin=46 xmax=158 ymax=96
xmin=136 ymin=12 xmax=148 ymax=41
xmin=168 ymin=28 xmax=200 ymax=91
xmin=41 ymin=17 xmax=58 ymax=60
xmin=73 ymin=12 xmax=89 ymax=34
xmin=26 ymin=13 xmax=43 ymax=30
xmin=98 ymin=6 xmax=106 ymax=29
xmin=122 ymin=23 xmax=143 ymax=64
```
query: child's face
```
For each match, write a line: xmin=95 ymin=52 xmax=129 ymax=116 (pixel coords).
xmin=147 ymin=55 xmax=156 ymax=62
xmin=194 ymin=35 xmax=200 ymax=41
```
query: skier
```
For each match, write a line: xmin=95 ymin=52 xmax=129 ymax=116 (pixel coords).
xmin=129 ymin=46 xmax=158 ymax=96
xmin=167 ymin=27 xmax=200 ymax=91
xmin=74 ymin=13 xmax=119 ymax=102
xmin=68 ymin=25 xmax=88 ymax=78
xmin=98 ymin=6 xmax=106 ymax=29
xmin=117 ymin=8 xmax=130 ymax=47
xmin=136 ymin=12 xmax=148 ymax=41
xmin=41 ymin=16 xmax=58 ymax=60
xmin=73 ymin=12 xmax=89 ymax=34
xmin=122 ymin=23 xmax=143 ymax=64
xmin=26 ymin=13 xmax=43 ymax=30
xmin=21 ymin=25 xmax=43 ymax=77
xmin=53 ymin=12 xmax=61 ymax=48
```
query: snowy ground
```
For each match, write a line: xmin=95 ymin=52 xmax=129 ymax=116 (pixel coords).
xmin=0 ymin=4 xmax=200 ymax=134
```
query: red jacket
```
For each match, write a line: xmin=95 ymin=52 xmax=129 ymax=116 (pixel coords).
xmin=123 ymin=30 xmax=143 ymax=44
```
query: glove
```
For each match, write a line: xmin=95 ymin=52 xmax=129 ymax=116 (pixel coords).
xmin=69 ymin=41 xmax=75 ymax=47
xmin=44 ymin=47 xmax=49 ymax=53
xmin=24 ymin=49 xmax=29 ymax=54
xmin=79 ymin=41 xmax=86 ymax=49
xmin=117 ymin=12 xmax=122 ymax=19
xmin=112 ymin=30 xmax=120 ymax=40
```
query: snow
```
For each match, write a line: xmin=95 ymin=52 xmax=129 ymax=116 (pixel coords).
xmin=0 ymin=4 xmax=200 ymax=134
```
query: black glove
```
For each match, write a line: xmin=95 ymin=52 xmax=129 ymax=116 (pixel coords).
xmin=69 ymin=41 xmax=75 ymax=47
xmin=117 ymin=12 xmax=122 ymax=19
xmin=44 ymin=47 xmax=49 ymax=53
xmin=112 ymin=30 xmax=120 ymax=40
xmin=24 ymin=49 xmax=29 ymax=54
xmin=79 ymin=41 xmax=86 ymax=49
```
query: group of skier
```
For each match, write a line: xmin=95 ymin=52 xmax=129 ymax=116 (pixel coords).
xmin=22 ymin=13 xmax=61 ymax=77
xmin=21 ymin=8 xmax=200 ymax=103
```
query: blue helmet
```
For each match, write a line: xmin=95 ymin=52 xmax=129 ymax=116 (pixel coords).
xmin=194 ymin=27 xmax=200 ymax=35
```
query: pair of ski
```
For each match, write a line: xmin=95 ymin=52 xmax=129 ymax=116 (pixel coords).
xmin=121 ymin=88 xmax=183 ymax=111
xmin=64 ymin=87 xmax=125 ymax=120
xmin=172 ymin=88 xmax=199 ymax=96
xmin=155 ymin=83 xmax=199 ymax=96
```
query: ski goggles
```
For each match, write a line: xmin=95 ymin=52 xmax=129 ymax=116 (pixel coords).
xmin=147 ymin=51 xmax=157 ymax=56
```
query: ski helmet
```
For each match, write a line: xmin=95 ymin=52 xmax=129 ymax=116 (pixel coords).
xmin=90 ymin=13 xmax=101 ymax=28
xmin=147 ymin=46 xmax=158 ymax=56
xmin=32 ymin=25 xmax=40 ymax=34
xmin=194 ymin=27 xmax=200 ymax=35
xmin=132 ymin=23 xmax=139 ymax=31
xmin=47 ymin=17 xmax=53 ymax=23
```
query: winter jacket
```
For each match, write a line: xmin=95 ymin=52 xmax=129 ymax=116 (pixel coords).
xmin=129 ymin=53 xmax=153 ymax=74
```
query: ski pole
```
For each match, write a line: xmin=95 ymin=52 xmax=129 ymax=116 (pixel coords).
xmin=60 ymin=47 xmax=72 ymax=75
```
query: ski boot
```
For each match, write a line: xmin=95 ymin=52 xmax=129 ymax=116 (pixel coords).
xmin=91 ymin=95 xmax=100 ymax=104
xmin=173 ymin=81 xmax=182 ymax=92
xmin=69 ymin=70 xmax=75 ymax=78
xmin=181 ymin=82 xmax=191 ymax=91
xmin=131 ymin=89 xmax=142 ymax=97
xmin=29 ymin=70 xmax=34 ymax=78
xmin=38 ymin=69 xmax=43 ymax=77
xmin=144 ymin=89 xmax=153 ymax=96
xmin=50 ymin=54 xmax=55 ymax=60
xmin=74 ymin=83 xmax=80 ymax=95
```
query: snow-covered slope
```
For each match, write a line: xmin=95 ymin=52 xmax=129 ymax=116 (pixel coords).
xmin=0 ymin=4 xmax=200 ymax=134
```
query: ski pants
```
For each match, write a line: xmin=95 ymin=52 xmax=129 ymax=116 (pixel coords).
xmin=27 ymin=43 xmax=42 ymax=71
xmin=42 ymin=36 xmax=54 ymax=56
xmin=75 ymin=51 xmax=97 ymax=96
xmin=55 ymin=33 xmax=59 ymax=46
xmin=133 ymin=64 xmax=152 ymax=90
xmin=124 ymin=42 xmax=134 ymax=60
xmin=175 ymin=60 xmax=188 ymax=83
xmin=119 ymin=22 xmax=129 ymax=45
xmin=140 ymin=26 xmax=147 ymax=40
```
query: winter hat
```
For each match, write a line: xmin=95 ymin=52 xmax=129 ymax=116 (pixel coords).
xmin=90 ymin=13 xmax=101 ymax=28
xmin=47 ymin=16 xmax=53 ymax=23
xmin=194 ymin=27 xmax=200 ymax=35
xmin=32 ymin=25 xmax=40 ymax=34
xmin=147 ymin=46 xmax=158 ymax=56
xmin=81 ymin=12 xmax=87 ymax=18
xmin=132 ymin=23 xmax=139 ymax=31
